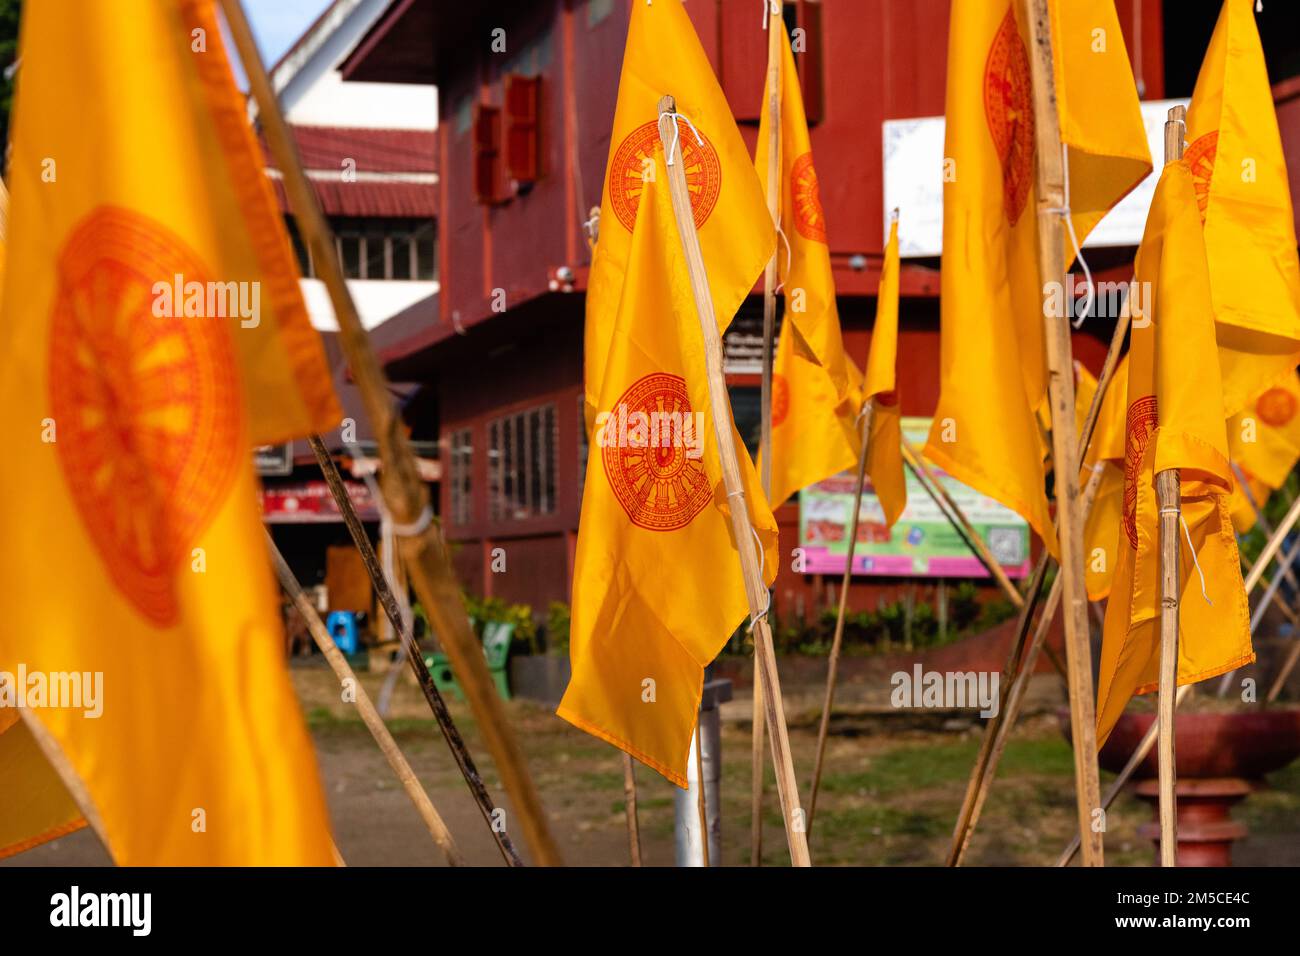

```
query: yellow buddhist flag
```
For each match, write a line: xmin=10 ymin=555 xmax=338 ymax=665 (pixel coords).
xmin=585 ymin=0 xmax=772 ymax=430
xmin=1226 ymin=373 xmax=1300 ymax=531
xmin=1095 ymin=161 xmax=1253 ymax=746
xmin=925 ymin=0 xmax=1151 ymax=555
xmin=0 ymin=0 xmax=339 ymax=863
xmin=755 ymin=33 xmax=861 ymax=508
xmin=1187 ymin=0 xmax=1300 ymax=417
xmin=1075 ymin=361 xmax=1127 ymax=601
xmin=862 ymin=219 xmax=908 ymax=528
xmin=559 ymin=156 xmax=778 ymax=787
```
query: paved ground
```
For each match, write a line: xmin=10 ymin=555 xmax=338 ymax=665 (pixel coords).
xmin=8 ymin=659 xmax=1300 ymax=867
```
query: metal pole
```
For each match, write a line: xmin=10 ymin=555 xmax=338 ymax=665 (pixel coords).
xmin=674 ymin=678 xmax=731 ymax=866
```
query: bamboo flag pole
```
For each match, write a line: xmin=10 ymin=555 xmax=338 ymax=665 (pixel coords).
xmin=306 ymin=437 xmax=524 ymax=866
xmin=622 ymin=754 xmax=643 ymax=866
xmin=1153 ymin=104 xmax=1187 ymax=868
xmin=947 ymin=277 xmax=1133 ymax=864
xmin=806 ymin=401 xmax=873 ymax=834
xmin=267 ymin=533 xmax=464 ymax=866
xmin=752 ymin=0 xmax=785 ymax=868
xmin=900 ymin=436 xmax=1025 ymax=608
xmin=1245 ymin=492 xmax=1300 ymax=593
xmin=949 ymin=464 xmax=1106 ymax=865
xmin=694 ymin=724 xmax=710 ymax=867
xmin=221 ymin=0 xmax=562 ymax=866
xmin=658 ymin=95 xmax=811 ymax=866
xmin=1020 ymin=0 xmax=1104 ymax=867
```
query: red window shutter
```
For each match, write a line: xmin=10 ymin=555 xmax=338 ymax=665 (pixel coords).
xmin=504 ymin=73 xmax=543 ymax=184
xmin=473 ymin=104 xmax=503 ymax=204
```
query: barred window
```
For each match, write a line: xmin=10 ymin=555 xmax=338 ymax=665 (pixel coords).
xmin=448 ymin=428 xmax=473 ymax=526
xmin=488 ymin=404 xmax=557 ymax=521
xmin=287 ymin=216 xmax=436 ymax=281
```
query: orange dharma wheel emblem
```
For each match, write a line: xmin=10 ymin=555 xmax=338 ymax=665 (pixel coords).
xmin=607 ymin=120 xmax=722 ymax=234
xmin=1184 ymin=131 xmax=1218 ymax=224
xmin=1121 ymin=395 xmax=1159 ymax=550
xmin=48 ymin=207 xmax=243 ymax=626
xmin=602 ymin=373 xmax=712 ymax=532
xmin=983 ymin=7 xmax=1034 ymax=226
xmin=791 ymin=152 xmax=827 ymax=244
xmin=771 ymin=373 xmax=791 ymax=427
xmin=1256 ymin=385 xmax=1298 ymax=428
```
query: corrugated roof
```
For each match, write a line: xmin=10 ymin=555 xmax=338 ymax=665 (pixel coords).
xmin=269 ymin=177 xmax=435 ymax=217
xmin=261 ymin=125 xmax=435 ymax=174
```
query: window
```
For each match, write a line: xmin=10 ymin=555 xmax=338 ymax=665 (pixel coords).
xmin=448 ymin=428 xmax=473 ymax=526
xmin=474 ymin=104 xmax=505 ymax=204
xmin=287 ymin=217 xmax=436 ymax=281
xmin=588 ymin=0 xmax=614 ymax=28
xmin=504 ymin=73 xmax=543 ymax=185
xmin=488 ymin=404 xmax=557 ymax=521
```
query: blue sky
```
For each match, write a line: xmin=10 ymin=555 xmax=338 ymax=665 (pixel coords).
xmin=226 ymin=0 xmax=334 ymax=88
xmin=247 ymin=0 xmax=334 ymax=64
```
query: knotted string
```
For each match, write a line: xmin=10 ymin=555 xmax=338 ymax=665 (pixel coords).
xmin=726 ymin=487 xmax=773 ymax=630
xmin=1159 ymin=506 xmax=1212 ymax=606
xmin=663 ymin=111 xmax=703 ymax=168
xmin=1045 ymin=143 xmax=1096 ymax=328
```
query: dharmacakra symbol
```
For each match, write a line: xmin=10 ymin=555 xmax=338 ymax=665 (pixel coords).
xmin=1122 ymin=395 xmax=1159 ymax=550
xmin=48 ymin=206 xmax=242 ymax=626
xmin=771 ymin=373 xmax=791 ymax=428
xmin=607 ymin=120 xmax=722 ymax=234
xmin=983 ymin=6 xmax=1034 ymax=226
xmin=791 ymin=152 xmax=827 ymax=244
xmin=1256 ymin=385 xmax=1298 ymax=428
xmin=1184 ymin=131 xmax=1218 ymax=224
xmin=602 ymin=373 xmax=712 ymax=532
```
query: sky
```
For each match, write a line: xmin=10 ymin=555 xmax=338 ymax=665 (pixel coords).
xmin=229 ymin=0 xmax=335 ymax=88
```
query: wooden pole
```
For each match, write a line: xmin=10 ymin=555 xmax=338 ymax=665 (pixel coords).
xmin=900 ymin=436 xmax=1024 ymax=608
xmin=658 ymin=95 xmax=811 ymax=866
xmin=752 ymin=0 xmax=784 ymax=868
xmin=1020 ymin=0 xmax=1104 ymax=867
xmin=947 ymin=277 xmax=1133 ymax=864
xmin=267 ymin=533 xmax=464 ymax=866
xmin=1056 ymin=685 xmax=1193 ymax=866
xmin=695 ymin=722 xmax=710 ymax=867
xmin=306 ymin=437 xmax=523 ymax=866
xmin=222 ymin=0 xmax=562 ymax=866
xmin=1154 ymin=104 xmax=1187 ymax=869
xmin=949 ymin=464 xmax=1105 ymax=864
xmin=1244 ymin=492 xmax=1300 ymax=593
xmin=622 ymin=754 xmax=643 ymax=866
xmin=806 ymin=401 xmax=873 ymax=834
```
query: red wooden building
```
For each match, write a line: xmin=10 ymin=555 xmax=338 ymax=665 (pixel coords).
xmin=344 ymin=0 xmax=1300 ymax=622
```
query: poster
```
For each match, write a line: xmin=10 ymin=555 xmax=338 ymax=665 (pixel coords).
xmin=797 ymin=418 xmax=1032 ymax=578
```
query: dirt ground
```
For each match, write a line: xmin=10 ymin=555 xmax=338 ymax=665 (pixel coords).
xmin=9 ymin=659 xmax=1300 ymax=867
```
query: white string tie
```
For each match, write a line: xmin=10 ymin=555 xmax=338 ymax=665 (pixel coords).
xmin=1160 ymin=506 xmax=1212 ymax=606
xmin=726 ymin=488 xmax=773 ymax=629
xmin=761 ymin=0 xmax=780 ymax=28
xmin=773 ymin=223 xmax=793 ymax=294
xmin=1045 ymin=143 xmax=1095 ymax=329
xmin=391 ymin=504 xmax=434 ymax=538
xmin=664 ymin=111 xmax=703 ymax=168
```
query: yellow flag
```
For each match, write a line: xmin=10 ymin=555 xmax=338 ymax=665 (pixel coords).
xmin=862 ymin=220 xmax=908 ymax=529
xmin=1226 ymin=373 xmax=1300 ymax=532
xmin=559 ymin=157 xmax=778 ymax=787
xmin=1075 ymin=362 xmax=1127 ymax=601
xmin=0 ymin=0 xmax=339 ymax=863
xmin=755 ymin=34 xmax=861 ymax=508
xmin=0 ymin=712 xmax=85 ymax=860
xmin=1187 ymin=0 xmax=1300 ymax=416
xmin=585 ymin=0 xmax=772 ymax=430
xmin=1095 ymin=162 xmax=1253 ymax=747
xmin=925 ymin=0 xmax=1150 ymax=556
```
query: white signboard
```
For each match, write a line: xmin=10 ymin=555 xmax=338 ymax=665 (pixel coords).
xmin=882 ymin=99 xmax=1188 ymax=257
